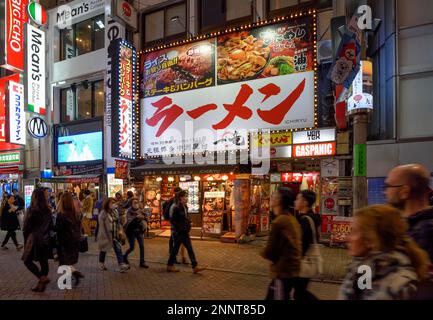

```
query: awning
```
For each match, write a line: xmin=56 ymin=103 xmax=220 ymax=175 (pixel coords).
xmin=130 ymin=163 xmax=249 ymax=176
xmin=0 ymin=165 xmax=22 ymax=174
xmin=40 ymin=174 xmax=101 ymax=184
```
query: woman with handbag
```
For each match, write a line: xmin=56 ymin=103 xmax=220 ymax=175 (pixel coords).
xmin=55 ymin=192 xmax=84 ymax=285
xmin=22 ymin=188 xmax=54 ymax=292
xmin=294 ymin=190 xmax=322 ymax=300
xmin=123 ymin=198 xmax=149 ymax=269
xmin=261 ymin=187 xmax=302 ymax=300
xmin=1 ymin=195 xmax=23 ymax=250
xmin=340 ymin=205 xmax=430 ymax=300
xmin=97 ymin=197 xmax=129 ymax=273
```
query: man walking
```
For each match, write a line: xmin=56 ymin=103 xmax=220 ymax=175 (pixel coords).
xmin=385 ymin=164 xmax=433 ymax=260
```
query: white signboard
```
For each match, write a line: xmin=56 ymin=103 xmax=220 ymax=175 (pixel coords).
xmin=8 ymin=81 xmax=26 ymax=145
xmin=270 ymin=146 xmax=292 ymax=159
xmin=141 ymin=72 xmax=315 ymax=157
xmin=111 ymin=0 xmax=137 ymax=30
xmin=321 ymin=158 xmax=339 ymax=177
xmin=293 ymin=128 xmax=336 ymax=145
xmin=25 ymin=24 xmax=46 ymax=115
xmin=54 ymin=0 xmax=105 ymax=28
xmin=347 ymin=60 xmax=373 ymax=113
xmin=204 ymin=191 xmax=225 ymax=199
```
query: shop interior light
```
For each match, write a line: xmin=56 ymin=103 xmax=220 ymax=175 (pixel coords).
xmin=168 ymin=176 xmax=175 ymax=182
xmin=194 ymin=176 xmax=201 ymax=181
xmin=156 ymin=177 xmax=163 ymax=182
xmin=96 ymin=20 xmax=104 ymax=29
xmin=222 ymin=175 xmax=229 ymax=181
xmin=207 ymin=177 xmax=214 ymax=181
xmin=180 ymin=177 xmax=186 ymax=182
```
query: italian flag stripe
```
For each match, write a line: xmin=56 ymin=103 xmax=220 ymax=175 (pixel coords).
xmin=29 ymin=3 xmax=47 ymax=25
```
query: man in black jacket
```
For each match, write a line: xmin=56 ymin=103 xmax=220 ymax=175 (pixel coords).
xmin=12 ymin=189 xmax=24 ymax=211
xmin=385 ymin=164 xmax=433 ymax=261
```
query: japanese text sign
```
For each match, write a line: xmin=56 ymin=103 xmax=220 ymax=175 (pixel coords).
xmin=0 ymin=151 xmax=20 ymax=164
xmin=111 ymin=39 xmax=137 ymax=159
xmin=141 ymin=71 xmax=315 ymax=157
xmin=7 ymin=81 xmax=26 ymax=145
xmin=115 ymin=159 xmax=129 ymax=180
xmin=293 ymin=128 xmax=336 ymax=144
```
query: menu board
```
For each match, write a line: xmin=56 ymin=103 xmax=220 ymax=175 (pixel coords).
xmin=143 ymin=178 xmax=162 ymax=229
xmin=179 ymin=181 xmax=200 ymax=213
xmin=217 ymin=17 xmax=314 ymax=85
xmin=202 ymin=191 xmax=225 ymax=235
xmin=141 ymin=39 xmax=215 ymax=98
xmin=330 ymin=217 xmax=353 ymax=246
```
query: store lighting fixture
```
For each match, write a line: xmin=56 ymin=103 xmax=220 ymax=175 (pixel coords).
xmin=180 ymin=177 xmax=186 ymax=182
xmin=156 ymin=177 xmax=163 ymax=182
xmin=207 ymin=177 xmax=214 ymax=181
xmin=222 ymin=175 xmax=229 ymax=181
xmin=168 ymin=177 xmax=174 ymax=182
xmin=88 ymin=25 xmax=91 ymax=29
xmin=96 ymin=20 xmax=105 ymax=29
xmin=194 ymin=176 xmax=201 ymax=181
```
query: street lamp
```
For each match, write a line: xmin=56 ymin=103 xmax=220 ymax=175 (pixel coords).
xmin=170 ymin=15 xmax=193 ymax=38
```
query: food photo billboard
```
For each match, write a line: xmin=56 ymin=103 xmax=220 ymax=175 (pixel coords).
xmin=139 ymin=13 xmax=317 ymax=158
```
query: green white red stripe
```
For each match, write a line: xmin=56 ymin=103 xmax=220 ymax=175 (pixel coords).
xmin=27 ymin=2 xmax=47 ymax=26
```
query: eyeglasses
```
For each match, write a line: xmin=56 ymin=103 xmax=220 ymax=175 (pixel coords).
xmin=383 ymin=183 xmax=404 ymax=189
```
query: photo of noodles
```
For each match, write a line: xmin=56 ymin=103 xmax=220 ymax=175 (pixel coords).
xmin=217 ymin=32 xmax=270 ymax=82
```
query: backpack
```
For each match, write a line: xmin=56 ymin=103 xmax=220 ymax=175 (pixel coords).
xmin=162 ymin=199 xmax=174 ymax=221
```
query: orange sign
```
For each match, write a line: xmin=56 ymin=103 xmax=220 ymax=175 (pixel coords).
xmin=293 ymin=142 xmax=336 ymax=158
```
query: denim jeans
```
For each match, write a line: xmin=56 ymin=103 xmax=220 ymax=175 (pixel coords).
xmin=124 ymin=230 xmax=145 ymax=264
xmin=167 ymin=231 xmax=197 ymax=268
xmin=99 ymin=240 xmax=124 ymax=265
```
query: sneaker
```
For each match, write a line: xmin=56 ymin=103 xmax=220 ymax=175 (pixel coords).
xmin=117 ymin=264 xmax=129 ymax=273
xmin=167 ymin=266 xmax=180 ymax=273
xmin=16 ymin=245 xmax=23 ymax=251
xmin=99 ymin=263 xmax=107 ymax=271
xmin=193 ymin=265 xmax=207 ymax=274
xmin=140 ymin=263 xmax=149 ymax=269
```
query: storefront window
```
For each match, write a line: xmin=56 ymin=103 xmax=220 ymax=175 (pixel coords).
xmin=59 ymin=15 xmax=105 ymax=61
xmin=60 ymin=80 xmax=104 ymax=123
xmin=267 ymin=0 xmax=332 ymax=17
xmin=200 ymin=0 xmax=252 ymax=33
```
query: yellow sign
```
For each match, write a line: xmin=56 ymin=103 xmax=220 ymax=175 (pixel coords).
xmin=252 ymin=132 xmax=292 ymax=147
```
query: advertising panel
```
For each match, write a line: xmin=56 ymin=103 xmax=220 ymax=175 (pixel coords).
xmin=57 ymin=132 xmax=103 ymax=164
xmin=114 ymin=159 xmax=129 ymax=180
xmin=111 ymin=39 xmax=137 ymax=159
xmin=25 ymin=24 xmax=46 ymax=115
xmin=7 ymin=81 xmax=26 ymax=145
xmin=0 ymin=0 xmax=29 ymax=72
xmin=140 ymin=14 xmax=316 ymax=158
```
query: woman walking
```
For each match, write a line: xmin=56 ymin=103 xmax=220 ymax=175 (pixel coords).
xmin=97 ymin=197 xmax=129 ymax=272
xmin=261 ymin=187 xmax=302 ymax=300
xmin=340 ymin=205 xmax=430 ymax=300
xmin=22 ymin=188 xmax=54 ymax=292
xmin=294 ymin=190 xmax=321 ymax=300
xmin=1 ymin=195 xmax=23 ymax=251
xmin=167 ymin=190 xmax=206 ymax=274
xmin=123 ymin=198 xmax=149 ymax=268
xmin=56 ymin=192 xmax=84 ymax=285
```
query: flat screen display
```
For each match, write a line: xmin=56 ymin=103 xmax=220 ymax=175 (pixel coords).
xmin=57 ymin=132 xmax=103 ymax=164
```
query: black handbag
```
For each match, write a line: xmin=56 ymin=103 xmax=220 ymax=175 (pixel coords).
xmin=79 ymin=236 xmax=88 ymax=253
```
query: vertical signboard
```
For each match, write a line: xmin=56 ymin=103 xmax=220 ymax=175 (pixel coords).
xmin=25 ymin=23 xmax=46 ymax=115
xmin=7 ymin=81 xmax=26 ymax=145
xmin=104 ymin=8 xmax=125 ymax=169
xmin=111 ymin=38 xmax=137 ymax=159
xmin=24 ymin=185 xmax=34 ymax=209
xmin=0 ymin=0 xmax=29 ymax=72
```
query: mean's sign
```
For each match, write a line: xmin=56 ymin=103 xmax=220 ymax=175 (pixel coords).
xmin=25 ymin=23 xmax=46 ymax=115
xmin=139 ymin=13 xmax=317 ymax=157
xmin=111 ymin=38 xmax=137 ymax=159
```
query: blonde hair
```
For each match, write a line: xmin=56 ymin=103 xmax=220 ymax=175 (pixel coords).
xmin=355 ymin=204 xmax=430 ymax=281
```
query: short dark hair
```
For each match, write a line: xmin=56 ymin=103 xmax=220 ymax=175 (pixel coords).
xmin=300 ymin=190 xmax=316 ymax=208
xmin=127 ymin=191 xmax=134 ymax=198
xmin=277 ymin=187 xmax=296 ymax=212
xmin=84 ymin=189 xmax=91 ymax=196
xmin=175 ymin=190 xmax=188 ymax=204
xmin=174 ymin=187 xmax=182 ymax=194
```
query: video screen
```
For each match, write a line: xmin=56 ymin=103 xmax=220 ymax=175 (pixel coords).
xmin=57 ymin=131 xmax=103 ymax=164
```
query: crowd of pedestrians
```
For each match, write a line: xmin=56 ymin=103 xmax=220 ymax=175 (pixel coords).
xmin=0 ymin=162 xmax=432 ymax=299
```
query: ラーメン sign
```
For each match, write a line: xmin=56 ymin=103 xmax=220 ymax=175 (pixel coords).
xmin=25 ymin=23 xmax=46 ymax=115
xmin=7 ymin=81 xmax=26 ymax=145
xmin=140 ymin=14 xmax=317 ymax=158
xmin=111 ymin=38 xmax=137 ymax=159
xmin=0 ymin=0 xmax=29 ymax=72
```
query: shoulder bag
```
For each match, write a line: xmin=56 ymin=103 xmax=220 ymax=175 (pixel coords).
xmin=299 ymin=215 xmax=323 ymax=278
